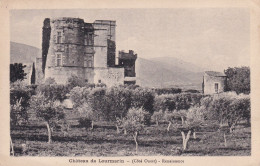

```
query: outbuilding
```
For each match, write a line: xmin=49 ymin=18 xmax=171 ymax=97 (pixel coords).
xmin=202 ymin=71 xmax=227 ymax=94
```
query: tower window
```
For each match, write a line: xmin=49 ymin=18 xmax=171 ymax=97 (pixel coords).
xmin=215 ymin=83 xmax=219 ymax=93
xmin=88 ymin=60 xmax=92 ymax=67
xmin=56 ymin=54 xmax=62 ymax=66
xmin=98 ymin=80 xmax=101 ymax=83
xmin=85 ymin=33 xmax=93 ymax=46
xmin=57 ymin=32 xmax=62 ymax=44
xmin=84 ymin=57 xmax=87 ymax=67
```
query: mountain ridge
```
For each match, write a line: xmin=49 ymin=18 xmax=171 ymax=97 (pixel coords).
xmin=10 ymin=41 xmax=203 ymax=90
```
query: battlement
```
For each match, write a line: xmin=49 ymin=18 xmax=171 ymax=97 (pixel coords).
xmin=51 ymin=17 xmax=85 ymax=24
xmin=118 ymin=50 xmax=137 ymax=60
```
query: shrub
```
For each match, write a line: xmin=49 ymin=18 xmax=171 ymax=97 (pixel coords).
xmin=36 ymin=84 xmax=69 ymax=102
xmin=87 ymin=87 xmax=108 ymax=120
xmin=69 ymin=86 xmax=91 ymax=108
xmin=66 ymin=75 xmax=87 ymax=89
xmin=10 ymin=98 xmax=23 ymax=127
xmin=154 ymin=93 xmax=203 ymax=114
xmin=44 ymin=77 xmax=57 ymax=85
xmin=153 ymin=88 xmax=182 ymax=95
xmin=78 ymin=117 xmax=92 ymax=129
xmin=10 ymin=83 xmax=35 ymax=125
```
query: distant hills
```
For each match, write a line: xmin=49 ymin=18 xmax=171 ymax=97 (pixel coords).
xmin=10 ymin=41 xmax=204 ymax=90
xmin=136 ymin=57 xmax=204 ymax=90
xmin=10 ymin=42 xmax=41 ymax=64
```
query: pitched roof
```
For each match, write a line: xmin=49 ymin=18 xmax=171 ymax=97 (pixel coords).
xmin=204 ymin=71 xmax=226 ymax=77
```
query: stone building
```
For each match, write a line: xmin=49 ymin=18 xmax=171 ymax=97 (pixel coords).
xmin=202 ymin=71 xmax=227 ymax=94
xmin=118 ymin=50 xmax=137 ymax=85
xmin=37 ymin=17 xmax=137 ymax=87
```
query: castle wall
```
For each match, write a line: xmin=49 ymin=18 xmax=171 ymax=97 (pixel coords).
xmin=203 ymin=75 xmax=226 ymax=94
xmin=46 ymin=18 xmax=86 ymax=68
xmin=35 ymin=57 xmax=44 ymax=84
xmin=42 ymin=18 xmax=136 ymax=87
xmin=94 ymin=67 xmax=124 ymax=87
xmin=93 ymin=20 xmax=116 ymax=68
xmin=45 ymin=67 xmax=94 ymax=84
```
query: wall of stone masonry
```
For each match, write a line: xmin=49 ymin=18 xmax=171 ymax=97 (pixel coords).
xmin=93 ymin=20 xmax=116 ymax=68
xmin=45 ymin=66 xmax=94 ymax=84
xmin=203 ymin=75 xmax=227 ymax=94
xmin=94 ymin=67 xmax=124 ymax=87
xmin=46 ymin=18 xmax=86 ymax=69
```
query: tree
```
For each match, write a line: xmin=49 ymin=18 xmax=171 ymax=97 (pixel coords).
xmin=29 ymin=93 xmax=65 ymax=143
xmin=228 ymin=96 xmax=250 ymax=133
xmin=164 ymin=110 xmax=180 ymax=132
xmin=67 ymin=75 xmax=87 ymax=89
xmin=151 ymin=109 xmax=164 ymax=126
xmin=122 ymin=108 xmax=147 ymax=154
xmin=69 ymin=86 xmax=90 ymax=108
xmin=44 ymin=77 xmax=57 ymax=85
xmin=87 ymin=87 xmax=108 ymax=121
xmin=131 ymin=88 xmax=155 ymax=125
xmin=77 ymin=102 xmax=96 ymax=130
xmin=106 ymin=87 xmax=132 ymax=133
xmin=10 ymin=81 xmax=35 ymax=125
xmin=10 ymin=98 xmax=23 ymax=156
xmin=10 ymin=63 xmax=27 ymax=83
xmin=31 ymin=63 xmax=36 ymax=84
xmin=179 ymin=106 xmax=205 ymax=151
xmin=37 ymin=84 xmax=69 ymax=102
xmin=224 ymin=66 xmax=250 ymax=94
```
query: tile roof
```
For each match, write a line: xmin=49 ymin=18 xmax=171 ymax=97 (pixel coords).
xmin=205 ymin=71 xmax=226 ymax=77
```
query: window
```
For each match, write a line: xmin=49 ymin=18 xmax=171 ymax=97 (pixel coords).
xmin=57 ymin=45 xmax=61 ymax=51
xmin=66 ymin=45 xmax=69 ymax=53
xmin=88 ymin=60 xmax=92 ymax=68
xmin=89 ymin=34 xmax=93 ymax=45
xmin=215 ymin=83 xmax=219 ymax=93
xmin=84 ymin=57 xmax=87 ymax=67
xmin=57 ymin=32 xmax=62 ymax=44
xmin=56 ymin=54 xmax=62 ymax=66
xmin=84 ymin=38 xmax=88 ymax=45
xmin=98 ymin=80 xmax=101 ymax=83
xmin=85 ymin=33 xmax=93 ymax=46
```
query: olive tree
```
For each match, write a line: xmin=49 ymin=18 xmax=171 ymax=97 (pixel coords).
xmin=77 ymin=102 xmax=95 ymax=130
xmin=179 ymin=106 xmax=205 ymax=151
xmin=10 ymin=98 xmax=23 ymax=156
xmin=29 ymin=93 xmax=65 ymax=143
xmin=151 ymin=109 xmax=164 ymax=126
xmin=106 ymin=87 xmax=132 ymax=133
xmin=122 ymin=107 xmax=147 ymax=154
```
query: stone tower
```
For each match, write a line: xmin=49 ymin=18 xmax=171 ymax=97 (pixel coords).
xmin=41 ymin=17 xmax=137 ymax=86
xmin=43 ymin=17 xmax=94 ymax=84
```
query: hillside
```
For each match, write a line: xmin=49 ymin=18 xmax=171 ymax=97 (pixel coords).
xmin=10 ymin=42 xmax=203 ymax=90
xmin=136 ymin=57 xmax=204 ymax=90
xmin=10 ymin=42 xmax=41 ymax=64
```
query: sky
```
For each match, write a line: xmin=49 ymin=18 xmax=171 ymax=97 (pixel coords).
xmin=10 ymin=8 xmax=250 ymax=71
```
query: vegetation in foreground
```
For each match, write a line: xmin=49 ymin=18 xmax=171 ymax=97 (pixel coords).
xmin=10 ymin=66 xmax=251 ymax=156
xmin=11 ymin=116 xmax=250 ymax=156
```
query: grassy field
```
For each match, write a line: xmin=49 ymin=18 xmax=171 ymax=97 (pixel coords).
xmin=11 ymin=110 xmax=251 ymax=156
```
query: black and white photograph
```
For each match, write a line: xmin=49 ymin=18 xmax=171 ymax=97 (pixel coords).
xmin=2 ymin=1 xmax=260 ymax=165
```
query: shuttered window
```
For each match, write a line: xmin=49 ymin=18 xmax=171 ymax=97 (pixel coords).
xmin=56 ymin=54 xmax=62 ymax=66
